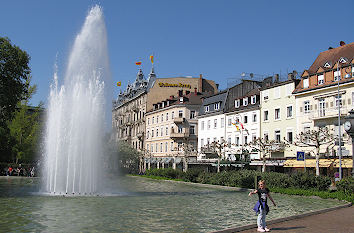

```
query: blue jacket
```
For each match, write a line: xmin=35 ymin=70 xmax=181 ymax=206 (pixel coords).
xmin=253 ymin=200 xmax=269 ymax=215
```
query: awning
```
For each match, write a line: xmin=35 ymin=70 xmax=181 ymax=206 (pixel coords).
xmin=249 ymin=160 xmax=285 ymax=166
xmin=283 ymin=159 xmax=353 ymax=168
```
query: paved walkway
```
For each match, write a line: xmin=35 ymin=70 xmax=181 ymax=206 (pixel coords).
xmin=239 ymin=205 xmax=354 ymax=233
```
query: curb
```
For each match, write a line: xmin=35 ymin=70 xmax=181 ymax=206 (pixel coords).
xmin=209 ymin=202 xmax=352 ymax=233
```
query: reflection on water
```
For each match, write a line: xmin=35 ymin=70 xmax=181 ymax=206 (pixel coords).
xmin=0 ymin=176 xmax=344 ymax=232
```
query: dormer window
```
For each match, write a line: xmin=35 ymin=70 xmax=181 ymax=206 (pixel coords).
xmin=205 ymin=106 xmax=209 ymax=112
xmin=214 ymin=102 xmax=220 ymax=111
xmin=334 ymin=70 xmax=341 ymax=81
xmin=235 ymin=99 xmax=240 ymax=108
xmin=339 ymin=57 xmax=348 ymax=64
xmin=180 ymin=97 xmax=184 ymax=103
xmin=251 ymin=95 xmax=256 ymax=104
xmin=324 ymin=62 xmax=331 ymax=68
xmin=243 ymin=97 xmax=248 ymax=106
xmin=318 ymin=74 xmax=324 ymax=85
xmin=303 ymin=78 xmax=309 ymax=88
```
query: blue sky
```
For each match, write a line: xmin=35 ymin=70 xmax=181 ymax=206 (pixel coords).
xmin=1 ymin=0 xmax=353 ymax=106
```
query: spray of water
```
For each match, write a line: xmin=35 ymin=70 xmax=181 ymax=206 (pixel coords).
xmin=42 ymin=5 xmax=110 ymax=195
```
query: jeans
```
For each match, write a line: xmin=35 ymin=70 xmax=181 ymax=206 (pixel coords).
xmin=257 ymin=207 xmax=266 ymax=229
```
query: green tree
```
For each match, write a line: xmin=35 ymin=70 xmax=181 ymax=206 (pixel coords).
xmin=7 ymin=81 xmax=43 ymax=164
xmin=0 ymin=37 xmax=31 ymax=160
xmin=117 ymin=141 xmax=142 ymax=174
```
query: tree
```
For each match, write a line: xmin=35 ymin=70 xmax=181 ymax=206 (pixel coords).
xmin=0 ymin=37 xmax=31 ymax=124
xmin=292 ymin=126 xmax=335 ymax=176
xmin=175 ymin=142 xmax=197 ymax=172
xmin=117 ymin=141 xmax=142 ymax=174
xmin=246 ymin=137 xmax=288 ymax=173
xmin=7 ymin=80 xmax=43 ymax=164
xmin=201 ymin=140 xmax=228 ymax=173
xmin=0 ymin=37 xmax=31 ymax=160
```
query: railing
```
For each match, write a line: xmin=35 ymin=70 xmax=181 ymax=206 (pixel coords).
xmin=309 ymin=107 xmax=349 ymax=120
xmin=173 ymin=117 xmax=185 ymax=124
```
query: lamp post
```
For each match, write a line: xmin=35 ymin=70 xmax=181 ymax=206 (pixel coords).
xmin=344 ymin=110 xmax=354 ymax=177
xmin=336 ymin=60 xmax=343 ymax=180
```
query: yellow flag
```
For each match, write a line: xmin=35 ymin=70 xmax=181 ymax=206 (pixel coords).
xmin=150 ymin=55 xmax=154 ymax=64
xmin=117 ymin=81 xmax=121 ymax=87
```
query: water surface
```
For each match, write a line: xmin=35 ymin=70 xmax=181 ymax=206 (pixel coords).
xmin=0 ymin=176 xmax=344 ymax=232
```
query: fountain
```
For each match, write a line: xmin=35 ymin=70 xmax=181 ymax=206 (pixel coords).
xmin=42 ymin=5 xmax=110 ymax=195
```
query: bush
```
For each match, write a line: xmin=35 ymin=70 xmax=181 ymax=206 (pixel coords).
xmin=337 ymin=177 xmax=354 ymax=194
xmin=183 ymin=168 xmax=205 ymax=182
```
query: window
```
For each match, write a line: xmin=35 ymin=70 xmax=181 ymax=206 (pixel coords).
xmin=352 ymin=92 xmax=354 ymax=106
xmin=334 ymin=70 xmax=341 ymax=81
xmin=304 ymin=101 xmax=310 ymax=113
xmin=207 ymin=138 xmax=210 ymax=145
xmin=304 ymin=127 xmax=311 ymax=143
xmin=227 ymin=137 xmax=231 ymax=147
xmin=151 ymin=144 xmax=154 ymax=152
xmin=275 ymin=130 xmax=281 ymax=143
xmin=251 ymin=95 xmax=256 ymax=104
xmin=243 ymin=97 xmax=248 ymax=106
xmin=201 ymin=121 xmax=205 ymax=130
xmin=166 ymin=113 xmax=169 ymax=121
xmin=286 ymin=84 xmax=293 ymax=96
xmin=264 ymin=110 xmax=269 ymax=121
xmin=147 ymin=130 xmax=150 ymax=139
xmin=252 ymin=113 xmax=257 ymax=122
xmin=190 ymin=111 xmax=195 ymax=119
xmin=155 ymin=143 xmax=158 ymax=153
xmin=171 ymin=142 xmax=174 ymax=151
xmin=207 ymin=120 xmax=211 ymax=129
xmin=303 ymin=78 xmax=309 ymax=88
xmin=264 ymin=132 xmax=269 ymax=141
xmin=161 ymin=114 xmax=163 ymax=122
xmin=214 ymin=102 xmax=220 ymax=110
xmin=201 ymin=139 xmax=204 ymax=147
xmin=214 ymin=119 xmax=217 ymax=128
xmin=287 ymin=106 xmax=293 ymax=118
xmin=335 ymin=95 xmax=342 ymax=108
xmin=160 ymin=143 xmax=163 ymax=152
xmin=235 ymin=136 xmax=240 ymax=146
xmin=228 ymin=118 xmax=232 ymax=126
xmin=152 ymin=117 xmax=154 ymax=124
xmin=319 ymin=99 xmax=325 ymax=117
xmin=151 ymin=130 xmax=154 ymax=137
xmin=287 ymin=131 xmax=293 ymax=143
xmin=148 ymin=118 xmax=150 ymax=125
xmin=156 ymin=116 xmax=159 ymax=123
xmin=318 ymin=74 xmax=324 ymax=85
xmin=147 ymin=144 xmax=149 ymax=152
xmin=178 ymin=110 xmax=183 ymax=118
xmin=275 ymin=108 xmax=280 ymax=120
xmin=172 ymin=111 xmax=174 ymax=119
xmin=235 ymin=99 xmax=240 ymax=108
xmin=213 ymin=137 xmax=217 ymax=143
xmin=178 ymin=126 xmax=183 ymax=133
xmin=165 ymin=142 xmax=168 ymax=152
xmin=190 ymin=125 xmax=195 ymax=134
xmin=166 ymin=126 xmax=168 ymax=135
xmin=160 ymin=127 xmax=163 ymax=136
xmin=263 ymin=90 xmax=269 ymax=100
xmin=244 ymin=115 xmax=248 ymax=123
xmin=252 ymin=134 xmax=257 ymax=142
xmin=221 ymin=118 xmax=225 ymax=128
xmin=244 ymin=136 xmax=248 ymax=145
xmin=274 ymin=87 xmax=280 ymax=99
xmin=156 ymin=128 xmax=159 ymax=137
xmin=205 ymin=106 xmax=209 ymax=112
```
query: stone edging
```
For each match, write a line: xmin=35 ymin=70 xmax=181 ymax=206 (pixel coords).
xmin=209 ymin=202 xmax=352 ymax=233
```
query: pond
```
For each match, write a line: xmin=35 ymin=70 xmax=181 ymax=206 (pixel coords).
xmin=0 ymin=176 xmax=344 ymax=232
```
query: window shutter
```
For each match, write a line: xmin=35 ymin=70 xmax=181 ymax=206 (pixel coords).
xmin=314 ymin=104 xmax=317 ymax=110
xmin=326 ymin=102 xmax=329 ymax=108
xmin=343 ymin=99 xmax=346 ymax=105
xmin=348 ymin=99 xmax=351 ymax=105
xmin=300 ymin=107 xmax=303 ymax=112
xmin=330 ymin=102 xmax=333 ymax=107
xmin=310 ymin=105 xmax=313 ymax=110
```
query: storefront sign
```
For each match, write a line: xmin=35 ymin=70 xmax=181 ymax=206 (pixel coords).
xmin=158 ymin=82 xmax=191 ymax=89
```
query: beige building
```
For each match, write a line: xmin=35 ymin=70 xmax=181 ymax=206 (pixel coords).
xmin=145 ymin=90 xmax=204 ymax=170
xmin=290 ymin=42 xmax=354 ymax=176
xmin=260 ymin=78 xmax=299 ymax=159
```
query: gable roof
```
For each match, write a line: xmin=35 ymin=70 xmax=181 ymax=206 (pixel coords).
xmin=308 ymin=42 xmax=354 ymax=73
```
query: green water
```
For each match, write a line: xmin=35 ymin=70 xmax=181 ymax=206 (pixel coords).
xmin=0 ymin=176 xmax=344 ymax=232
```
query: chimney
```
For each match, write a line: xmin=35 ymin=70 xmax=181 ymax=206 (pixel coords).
xmin=194 ymin=87 xmax=197 ymax=95
xmin=288 ymin=73 xmax=294 ymax=80
xmin=274 ymin=74 xmax=279 ymax=83
xmin=340 ymin=41 xmax=346 ymax=46
xmin=200 ymin=74 xmax=203 ymax=79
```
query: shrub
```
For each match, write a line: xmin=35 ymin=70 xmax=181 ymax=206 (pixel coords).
xmin=337 ymin=177 xmax=354 ymax=194
xmin=183 ymin=168 xmax=204 ymax=182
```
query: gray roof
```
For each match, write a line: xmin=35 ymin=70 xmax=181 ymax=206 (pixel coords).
xmin=198 ymin=90 xmax=228 ymax=116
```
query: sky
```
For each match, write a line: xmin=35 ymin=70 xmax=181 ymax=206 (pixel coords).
xmin=1 ymin=0 xmax=353 ymax=106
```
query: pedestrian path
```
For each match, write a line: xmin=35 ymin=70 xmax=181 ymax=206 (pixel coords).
xmin=238 ymin=205 xmax=354 ymax=233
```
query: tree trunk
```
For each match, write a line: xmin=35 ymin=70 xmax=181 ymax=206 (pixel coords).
xmin=315 ymin=149 xmax=320 ymax=176
xmin=217 ymin=158 xmax=220 ymax=173
xmin=262 ymin=152 xmax=266 ymax=173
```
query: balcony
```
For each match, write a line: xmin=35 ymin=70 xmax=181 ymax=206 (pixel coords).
xmin=137 ymin=132 xmax=144 ymax=138
xmin=170 ymin=132 xmax=189 ymax=138
xmin=174 ymin=117 xmax=185 ymax=124
xmin=310 ymin=107 xmax=349 ymax=120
